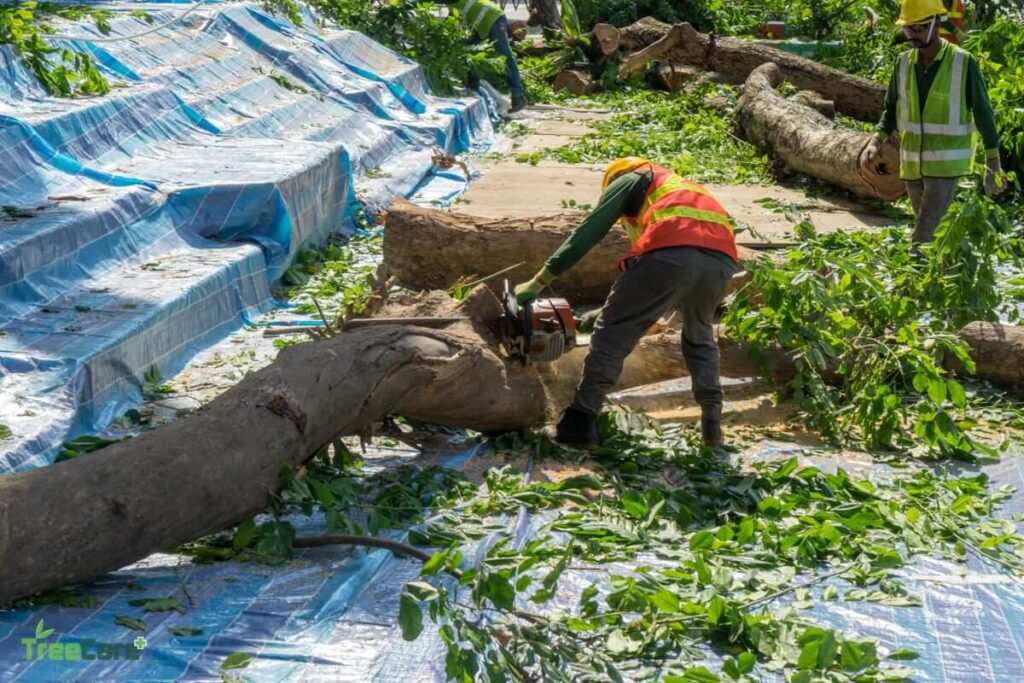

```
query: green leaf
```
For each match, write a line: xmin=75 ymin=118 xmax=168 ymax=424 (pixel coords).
xmin=664 ymin=665 xmax=720 ymax=683
xmin=421 ymin=552 xmax=447 ymax=576
xmin=886 ymin=648 xmax=920 ymax=660
xmin=706 ymin=595 xmax=726 ymax=625
xmin=947 ymin=379 xmax=967 ymax=409
xmin=650 ymin=588 xmax=680 ymax=612
xmin=398 ymin=594 xmax=424 ymax=641
xmin=169 ymin=626 xmax=204 ymax=637
xmin=689 ymin=530 xmax=715 ymax=551
xmin=927 ymin=378 xmax=947 ymax=404
xmin=221 ymin=652 xmax=254 ymax=670
xmin=840 ymin=640 xmax=878 ymax=672
xmin=566 ymin=617 xmax=597 ymax=631
xmin=620 ymin=490 xmax=648 ymax=519
xmin=404 ymin=581 xmax=440 ymax=602
xmin=797 ymin=628 xmax=838 ymax=670
xmin=128 ymin=597 xmax=182 ymax=613
xmin=114 ymin=615 xmax=147 ymax=631
xmin=484 ymin=572 xmax=516 ymax=611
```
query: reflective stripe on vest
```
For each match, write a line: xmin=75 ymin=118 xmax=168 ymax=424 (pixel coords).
xmin=896 ymin=40 xmax=976 ymax=180
xmin=620 ymin=165 xmax=738 ymax=265
xmin=455 ymin=0 xmax=502 ymax=38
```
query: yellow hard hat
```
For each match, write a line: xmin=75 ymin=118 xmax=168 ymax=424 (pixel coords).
xmin=896 ymin=0 xmax=947 ymax=26
xmin=602 ymin=157 xmax=650 ymax=192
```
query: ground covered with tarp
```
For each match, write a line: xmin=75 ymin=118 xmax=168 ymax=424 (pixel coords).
xmin=3 ymin=1 xmax=1024 ymax=682
xmin=0 ymin=0 xmax=491 ymax=472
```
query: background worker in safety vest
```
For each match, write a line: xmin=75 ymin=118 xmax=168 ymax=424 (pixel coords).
xmin=513 ymin=158 xmax=739 ymax=447
xmin=939 ymin=0 xmax=965 ymax=44
xmin=438 ymin=0 xmax=527 ymax=113
xmin=861 ymin=0 xmax=1004 ymax=244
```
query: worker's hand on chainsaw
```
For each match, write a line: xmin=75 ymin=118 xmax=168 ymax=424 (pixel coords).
xmin=514 ymin=280 xmax=542 ymax=305
xmin=514 ymin=268 xmax=554 ymax=305
xmin=985 ymin=158 xmax=1007 ymax=197
xmin=577 ymin=309 xmax=601 ymax=334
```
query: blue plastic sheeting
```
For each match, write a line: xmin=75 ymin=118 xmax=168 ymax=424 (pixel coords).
xmin=1 ymin=438 xmax=1023 ymax=681
xmin=0 ymin=442 xmax=480 ymax=682
xmin=0 ymin=2 xmax=493 ymax=472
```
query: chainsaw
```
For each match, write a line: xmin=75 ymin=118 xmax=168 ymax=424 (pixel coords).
xmin=496 ymin=280 xmax=578 ymax=364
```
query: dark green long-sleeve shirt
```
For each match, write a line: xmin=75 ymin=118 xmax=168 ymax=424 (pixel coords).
xmin=543 ymin=170 xmax=733 ymax=279
xmin=876 ymin=43 xmax=1000 ymax=157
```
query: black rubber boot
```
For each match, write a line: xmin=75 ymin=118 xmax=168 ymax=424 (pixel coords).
xmin=510 ymin=96 xmax=528 ymax=113
xmin=701 ymin=404 xmax=724 ymax=447
xmin=555 ymin=407 xmax=599 ymax=446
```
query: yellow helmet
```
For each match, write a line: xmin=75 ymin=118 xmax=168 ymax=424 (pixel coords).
xmin=602 ymin=157 xmax=650 ymax=192
xmin=897 ymin=0 xmax=947 ymax=26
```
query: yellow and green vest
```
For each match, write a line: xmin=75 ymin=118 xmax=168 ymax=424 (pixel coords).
xmin=454 ymin=0 xmax=503 ymax=40
xmin=897 ymin=40 xmax=977 ymax=180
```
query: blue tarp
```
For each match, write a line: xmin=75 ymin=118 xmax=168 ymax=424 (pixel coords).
xmin=0 ymin=2 xmax=492 ymax=472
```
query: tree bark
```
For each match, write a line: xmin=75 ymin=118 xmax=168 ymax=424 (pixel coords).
xmin=951 ymin=321 xmax=1024 ymax=390
xmin=553 ymin=69 xmax=597 ymax=95
xmin=618 ymin=22 xmax=886 ymax=122
xmin=618 ymin=17 xmax=674 ymax=52
xmin=736 ymin=63 xmax=904 ymax=201
xmin=646 ymin=63 xmax=713 ymax=92
xmin=382 ymin=199 xmax=758 ymax=304
xmin=793 ymin=91 xmax=836 ymax=120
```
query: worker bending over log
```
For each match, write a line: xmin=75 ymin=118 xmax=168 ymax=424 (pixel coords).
xmin=514 ymin=158 xmax=739 ymax=447
xmin=861 ymin=0 xmax=1003 ymax=243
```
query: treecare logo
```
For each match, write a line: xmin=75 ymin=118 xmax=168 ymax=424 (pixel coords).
xmin=21 ymin=619 xmax=147 ymax=662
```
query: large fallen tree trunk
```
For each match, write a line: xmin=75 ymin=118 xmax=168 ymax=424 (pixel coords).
xmin=0 ymin=299 xmax=543 ymax=604
xmin=737 ymin=63 xmax=903 ymax=200
xmin=3 ymin=280 xmax=1022 ymax=602
xmin=382 ymin=199 xmax=759 ymax=304
xmin=618 ymin=22 xmax=886 ymax=122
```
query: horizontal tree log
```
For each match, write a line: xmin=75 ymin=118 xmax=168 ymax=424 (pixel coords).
xmin=737 ymin=63 xmax=903 ymax=200
xmin=619 ymin=22 xmax=885 ymax=122
xmin=382 ymin=199 xmax=758 ymax=305
xmin=553 ymin=69 xmax=597 ymax=95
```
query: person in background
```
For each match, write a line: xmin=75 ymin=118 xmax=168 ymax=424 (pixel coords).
xmin=514 ymin=158 xmax=739 ymax=448
xmin=861 ymin=0 xmax=1004 ymax=244
xmin=939 ymin=0 xmax=966 ymax=43
xmin=438 ymin=0 xmax=527 ymax=113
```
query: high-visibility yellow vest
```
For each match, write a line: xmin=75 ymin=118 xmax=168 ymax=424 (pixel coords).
xmin=454 ymin=0 xmax=503 ymax=39
xmin=620 ymin=165 xmax=738 ymax=266
xmin=897 ymin=40 xmax=976 ymax=180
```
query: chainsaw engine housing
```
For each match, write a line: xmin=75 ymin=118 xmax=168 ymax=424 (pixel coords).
xmin=498 ymin=281 xmax=577 ymax=364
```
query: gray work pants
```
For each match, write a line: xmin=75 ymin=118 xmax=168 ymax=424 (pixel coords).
xmin=905 ymin=177 xmax=959 ymax=243
xmin=571 ymin=247 xmax=736 ymax=416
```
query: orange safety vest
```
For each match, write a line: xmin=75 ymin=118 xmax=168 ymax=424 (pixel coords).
xmin=619 ymin=164 xmax=738 ymax=268
xmin=940 ymin=0 xmax=965 ymax=44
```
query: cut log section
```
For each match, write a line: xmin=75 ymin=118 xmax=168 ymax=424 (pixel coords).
xmin=553 ymin=69 xmax=597 ymax=96
xmin=584 ymin=23 xmax=621 ymax=62
xmin=952 ymin=322 xmax=1024 ymax=390
xmin=382 ymin=199 xmax=758 ymax=304
xmin=618 ymin=17 xmax=674 ymax=52
xmin=618 ymin=22 xmax=886 ymax=122
xmin=736 ymin=63 xmax=904 ymax=200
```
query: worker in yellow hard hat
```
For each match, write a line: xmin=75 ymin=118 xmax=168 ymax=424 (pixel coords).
xmin=861 ymin=0 xmax=1004 ymax=243
xmin=514 ymin=158 xmax=739 ymax=447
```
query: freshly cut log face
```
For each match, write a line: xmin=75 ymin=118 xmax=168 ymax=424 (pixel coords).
xmin=737 ymin=63 xmax=904 ymax=200
xmin=553 ymin=69 xmax=597 ymax=96
xmin=619 ymin=22 xmax=886 ymax=122
xmin=382 ymin=199 xmax=758 ymax=304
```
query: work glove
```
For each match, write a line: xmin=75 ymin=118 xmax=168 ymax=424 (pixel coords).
xmin=984 ymin=158 xmax=1007 ymax=197
xmin=577 ymin=309 xmax=601 ymax=334
xmin=513 ymin=267 xmax=554 ymax=305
